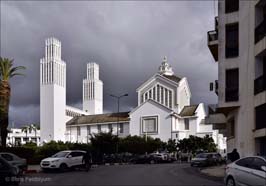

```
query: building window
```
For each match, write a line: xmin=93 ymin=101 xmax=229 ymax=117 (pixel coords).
xmin=77 ymin=126 xmax=81 ymax=136
xmin=141 ymin=94 xmax=144 ymax=104
xmin=169 ymin=91 xmax=172 ymax=108
xmin=255 ymin=103 xmax=266 ymax=130
xmin=225 ymin=23 xmax=239 ymax=58
xmin=87 ymin=125 xmax=91 ymax=135
xmin=97 ymin=125 xmax=101 ymax=133
xmin=225 ymin=0 xmax=239 ymax=13
xmin=108 ymin=124 xmax=112 ymax=132
xmin=119 ymin=123 xmax=124 ymax=133
xmin=153 ymin=87 xmax=156 ymax=100
xmin=149 ymin=89 xmax=152 ymax=99
xmin=157 ymin=85 xmax=160 ymax=102
xmin=142 ymin=116 xmax=158 ymax=134
xmin=161 ymin=87 xmax=164 ymax=104
xmin=225 ymin=68 xmax=239 ymax=102
xmin=165 ymin=89 xmax=168 ymax=107
xmin=228 ymin=117 xmax=235 ymax=138
xmin=145 ymin=92 xmax=148 ymax=101
xmin=184 ymin=118 xmax=189 ymax=130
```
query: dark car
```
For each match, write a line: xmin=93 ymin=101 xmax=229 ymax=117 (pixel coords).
xmin=0 ymin=153 xmax=27 ymax=173
xmin=130 ymin=154 xmax=159 ymax=164
xmin=0 ymin=156 xmax=20 ymax=186
xmin=191 ymin=153 xmax=216 ymax=167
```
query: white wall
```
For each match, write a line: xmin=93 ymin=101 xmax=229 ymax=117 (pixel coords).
xmin=130 ymin=100 xmax=172 ymax=142
xmin=66 ymin=123 xmax=130 ymax=143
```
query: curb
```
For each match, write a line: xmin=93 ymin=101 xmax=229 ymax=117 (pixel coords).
xmin=24 ymin=169 xmax=40 ymax=174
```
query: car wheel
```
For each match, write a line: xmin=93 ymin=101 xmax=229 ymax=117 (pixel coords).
xmin=226 ymin=177 xmax=235 ymax=186
xmin=59 ymin=163 xmax=68 ymax=172
xmin=150 ymin=159 xmax=155 ymax=164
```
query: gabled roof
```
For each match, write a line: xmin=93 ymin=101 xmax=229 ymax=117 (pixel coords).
xmin=162 ymin=74 xmax=181 ymax=84
xmin=136 ymin=73 xmax=182 ymax=92
xmin=179 ymin=105 xmax=199 ymax=117
xmin=66 ymin=112 xmax=130 ymax=126
xmin=130 ymin=99 xmax=173 ymax=115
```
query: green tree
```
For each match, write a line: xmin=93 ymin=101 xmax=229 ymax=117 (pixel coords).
xmin=166 ymin=139 xmax=178 ymax=152
xmin=0 ymin=57 xmax=25 ymax=147
xmin=90 ymin=132 xmax=119 ymax=155
xmin=177 ymin=135 xmax=217 ymax=154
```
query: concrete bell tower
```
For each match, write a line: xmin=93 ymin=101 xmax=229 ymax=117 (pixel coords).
xmin=83 ymin=63 xmax=103 ymax=114
xmin=40 ymin=37 xmax=66 ymax=143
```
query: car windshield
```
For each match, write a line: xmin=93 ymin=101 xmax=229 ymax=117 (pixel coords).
xmin=196 ymin=153 xmax=208 ymax=158
xmin=52 ymin=151 xmax=69 ymax=158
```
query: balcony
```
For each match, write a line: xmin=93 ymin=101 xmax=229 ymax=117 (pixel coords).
xmin=254 ymin=75 xmax=266 ymax=95
xmin=208 ymin=30 xmax=218 ymax=61
xmin=255 ymin=19 xmax=266 ymax=44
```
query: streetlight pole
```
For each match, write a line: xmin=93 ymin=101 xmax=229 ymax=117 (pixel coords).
xmin=109 ymin=93 xmax=128 ymax=136
xmin=109 ymin=93 xmax=128 ymax=154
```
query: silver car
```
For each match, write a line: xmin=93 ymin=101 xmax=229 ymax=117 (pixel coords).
xmin=224 ymin=156 xmax=266 ymax=186
xmin=0 ymin=152 xmax=27 ymax=172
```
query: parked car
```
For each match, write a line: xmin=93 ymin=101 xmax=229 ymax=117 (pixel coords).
xmin=0 ymin=152 xmax=27 ymax=173
xmin=130 ymin=154 xmax=159 ymax=164
xmin=191 ymin=153 xmax=216 ymax=167
xmin=40 ymin=150 xmax=86 ymax=171
xmin=150 ymin=153 xmax=168 ymax=163
xmin=224 ymin=156 xmax=266 ymax=186
xmin=0 ymin=156 xmax=20 ymax=186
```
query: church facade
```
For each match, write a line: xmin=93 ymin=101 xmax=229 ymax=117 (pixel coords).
xmin=40 ymin=38 xmax=226 ymax=153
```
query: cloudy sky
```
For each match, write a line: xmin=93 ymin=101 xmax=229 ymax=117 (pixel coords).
xmin=1 ymin=1 xmax=218 ymax=128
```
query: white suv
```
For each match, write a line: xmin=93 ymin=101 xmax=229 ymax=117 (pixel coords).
xmin=40 ymin=150 xmax=85 ymax=171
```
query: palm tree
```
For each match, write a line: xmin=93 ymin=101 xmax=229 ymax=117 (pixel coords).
xmin=0 ymin=57 xmax=25 ymax=147
xmin=21 ymin=126 xmax=29 ymax=139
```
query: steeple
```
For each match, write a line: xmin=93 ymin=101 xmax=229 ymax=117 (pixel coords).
xmin=83 ymin=62 xmax=103 ymax=114
xmin=158 ymin=56 xmax=174 ymax=76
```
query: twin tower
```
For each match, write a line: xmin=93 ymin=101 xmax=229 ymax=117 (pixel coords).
xmin=40 ymin=38 xmax=103 ymax=143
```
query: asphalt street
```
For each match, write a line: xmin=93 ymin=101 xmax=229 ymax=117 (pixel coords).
xmin=20 ymin=163 xmax=223 ymax=186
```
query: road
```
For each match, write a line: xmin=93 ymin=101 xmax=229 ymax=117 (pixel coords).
xmin=21 ymin=163 xmax=223 ymax=186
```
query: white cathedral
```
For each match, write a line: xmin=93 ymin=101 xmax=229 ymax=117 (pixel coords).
xmin=40 ymin=38 xmax=226 ymax=153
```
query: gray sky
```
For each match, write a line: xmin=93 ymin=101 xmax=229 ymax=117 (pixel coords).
xmin=1 ymin=1 xmax=218 ymax=128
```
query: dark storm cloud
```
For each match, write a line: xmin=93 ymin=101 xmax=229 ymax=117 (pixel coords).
xmin=1 ymin=1 xmax=218 ymax=127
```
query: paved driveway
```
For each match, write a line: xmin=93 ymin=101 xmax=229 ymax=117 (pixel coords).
xmin=21 ymin=163 xmax=223 ymax=186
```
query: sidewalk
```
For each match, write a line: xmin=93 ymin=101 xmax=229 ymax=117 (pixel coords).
xmin=26 ymin=165 xmax=41 ymax=173
xmin=200 ymin=165 xmax=226 ymax=178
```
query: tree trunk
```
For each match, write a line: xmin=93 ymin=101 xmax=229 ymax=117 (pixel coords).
xmin=0 ymin=80 xmax=10 ymax=148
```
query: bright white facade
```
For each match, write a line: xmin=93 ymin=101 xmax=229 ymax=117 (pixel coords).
xmin=66 ymin=112 xmax=130 ymax=143
xmin=7 ymin=128 xmax=41 ymax=146
xmin=130 ymin=58 xmax=226 ymax=152
xmin=39 ymin=38 xmax=226 ymax=153
xmin=206 ymin=0 xmax=266 ymax=157
xmin=40 ymin=38 xmax=105 ymax=144
xmin=83 ymin=63 xmax=103 ymax=114
xmin=40 ymin=38 xmax=66 ymax=143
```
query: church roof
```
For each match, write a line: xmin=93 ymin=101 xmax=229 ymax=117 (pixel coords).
xmin=162 ymin=74 xmax=181 ymax=84
xmin=179 ymin=105 xmax=199 ymax=117
xmin=66 ymin=112 xmax=130 ymax=126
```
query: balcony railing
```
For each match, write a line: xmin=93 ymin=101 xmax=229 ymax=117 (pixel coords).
xmin=254 ymin=75 xmax=266 ymax=95
xmin=225 ymin=87 xmax=239 ymax=102
xmin=255 ymin=19 xmax=266 ymax=44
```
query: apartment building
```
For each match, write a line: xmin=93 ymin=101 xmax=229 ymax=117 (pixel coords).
xmin=207 ymin=0 xmax=266 ymax=157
